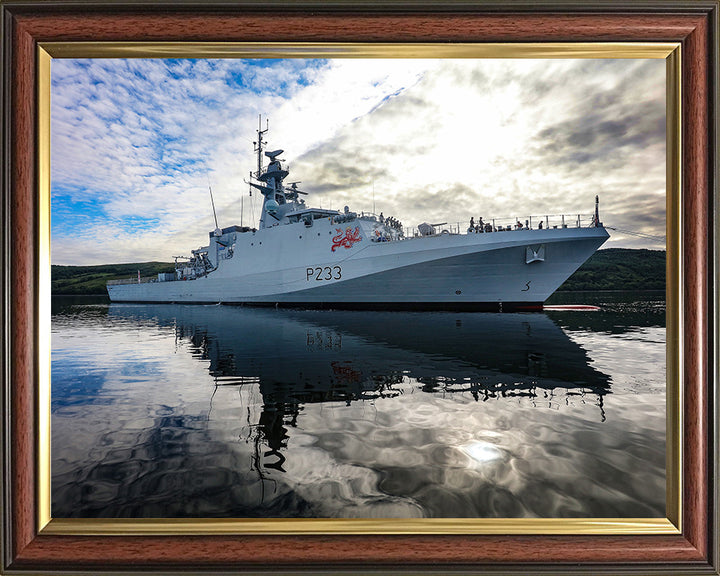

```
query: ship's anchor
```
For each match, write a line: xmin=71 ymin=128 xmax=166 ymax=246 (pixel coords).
xmin=522 ymin=281 xmax=531 ymax=292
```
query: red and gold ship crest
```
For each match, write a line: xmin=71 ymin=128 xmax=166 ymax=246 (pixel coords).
xmin=331 ymin=226 xmax=362 ymax=252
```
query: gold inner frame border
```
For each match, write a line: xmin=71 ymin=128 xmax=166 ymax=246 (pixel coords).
xmin=36 ymin=41 xmax=682 ymax=537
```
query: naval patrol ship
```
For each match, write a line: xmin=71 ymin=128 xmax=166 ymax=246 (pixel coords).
xmin=107 ymin=118 xmax=609 ymax=310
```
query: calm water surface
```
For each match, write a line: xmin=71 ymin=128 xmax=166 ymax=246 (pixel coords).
xmin=51 ymin=291 xmax=666 ymax=518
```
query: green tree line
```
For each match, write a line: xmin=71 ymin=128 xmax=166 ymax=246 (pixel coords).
xmin=557 ymin=248 xmax=665 ymax=291
xmin=52 ymin=262 xmax=175 ymax=295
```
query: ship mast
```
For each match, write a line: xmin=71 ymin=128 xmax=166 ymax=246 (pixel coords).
xmin=253 ymin=114 xmax=268 ymax=179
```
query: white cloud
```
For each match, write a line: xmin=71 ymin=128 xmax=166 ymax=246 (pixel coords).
xmin=51 ymin=57 xmax=666 ymax=265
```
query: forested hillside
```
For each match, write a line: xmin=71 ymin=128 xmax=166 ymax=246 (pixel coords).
xmin=557 ymin=248 xmax=665 ymax=291
xmin=52 ymin=262 xmax=175 ymax=295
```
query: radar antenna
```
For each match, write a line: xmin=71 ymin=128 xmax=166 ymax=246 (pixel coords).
xmin=287 ymin=182 xmax=308 ymax=196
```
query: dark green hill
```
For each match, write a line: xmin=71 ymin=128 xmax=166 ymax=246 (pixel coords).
xmin=557 ymin=248 xmax=665 ymax=291
xmin=51 ymin=248 xmax=665 ymax=295
xmin=52 ymin=262 xmax=175 ymax=295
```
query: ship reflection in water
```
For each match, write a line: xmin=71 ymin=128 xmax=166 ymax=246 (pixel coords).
xmin=174 ymin=307 xmax=610 ymax=475
xmin=51 ymin=299 xmax=666 ymax=519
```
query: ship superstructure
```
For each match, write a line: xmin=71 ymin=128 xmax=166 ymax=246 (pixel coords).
xmin=108 ymin=117 xmax=609 ymax=310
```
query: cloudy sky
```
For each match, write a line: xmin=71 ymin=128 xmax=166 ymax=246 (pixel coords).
xmin=51 ymin=57 xmax=666 ymax=266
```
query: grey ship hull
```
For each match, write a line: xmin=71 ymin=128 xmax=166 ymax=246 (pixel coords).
xmin=108 ymin=224 xmax=609 ymax=311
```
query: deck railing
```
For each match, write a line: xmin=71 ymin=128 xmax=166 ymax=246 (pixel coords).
xmin=107 ymin=276 xmax=159 ymax=286
xmin=403 ymin=213 xmax=598 ymax=238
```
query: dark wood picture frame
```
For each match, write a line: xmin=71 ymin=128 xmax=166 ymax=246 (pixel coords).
xmin=1 ymin=1 xmax=717 ymax=574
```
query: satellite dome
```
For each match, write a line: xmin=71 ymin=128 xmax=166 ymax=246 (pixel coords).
xmin=265 ymin=199 xmax=279 ymax=214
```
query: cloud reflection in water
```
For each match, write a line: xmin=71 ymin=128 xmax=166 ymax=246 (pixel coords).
xmin=51 ymin=300 xmax=665 ymax=519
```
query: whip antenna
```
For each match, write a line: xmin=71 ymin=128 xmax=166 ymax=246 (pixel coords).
xmin=206 ymin=174 xmax=219 ymax=230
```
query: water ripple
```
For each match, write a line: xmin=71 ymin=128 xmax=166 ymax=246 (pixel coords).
xmin=51 ymin=296 xmax=665 ymax=518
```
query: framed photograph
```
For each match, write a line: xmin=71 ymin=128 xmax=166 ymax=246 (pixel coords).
xmin=1 ymin=1 xmax=717 ymax=574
